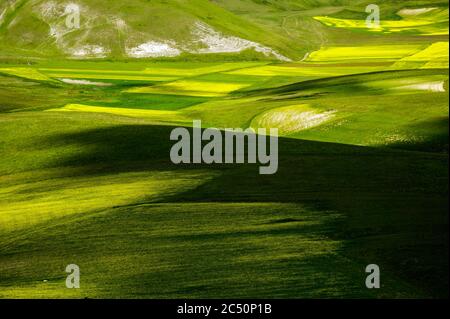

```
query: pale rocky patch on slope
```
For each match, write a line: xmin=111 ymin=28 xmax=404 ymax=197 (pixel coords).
xmin=59 ymin=78 xmax=113 ymax=86
xmin=398 ymin=8 xmax=437 ymax=17
xmin=190 ymin=22 xmax=291 ymax=61
xmin=399 ymin=81 xmax=446 ymax=93
xmin=69 ymin=45 xmax=109 ymax=58
xmin=30 ymin=2 xmax=290 ymax=60
xmin=252 ymin=105 xmax=336 ymax=135
xmin=126 ymin=41 xmax=181 ymax=58
xmin=39 ymin=1 xmax=61 ymax=19
xmin=125 ymin=22 xmax=290 ymax=61
xmin=35 ymin=1 xmax=112 ymax=58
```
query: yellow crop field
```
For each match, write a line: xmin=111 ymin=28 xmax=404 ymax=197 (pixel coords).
xmin=314 ymin=11 xmax=448 ymax=35
xmin=0 ymin=67 xmax=56 ymax=82
xmin=47 ymin=104 xmax=189 ymax=123
xmin=308 ymin=45 xmax=426 ymax=62
xmin=126 ymin=80 xmax=251 ymax=97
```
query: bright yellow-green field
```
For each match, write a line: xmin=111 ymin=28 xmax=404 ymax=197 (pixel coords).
xmin=224 ymin=64 xmax=385 ymax=77
xmin=314 ymin=7 xmax=449 ymax=35
xmin=0 ymin=67 xmax=56 ymax=82
xmin=307 ymin=44 xmax=428 ymax=62
xmin=393 ymin=42 xmax=449 ymax=69
xmin=0 ymin=170 xmax=212 ymax=232
xmin=126 ymin=80 xmax=252 ymax=97
xmin=49 ymin=104 xmax=189 ymax=124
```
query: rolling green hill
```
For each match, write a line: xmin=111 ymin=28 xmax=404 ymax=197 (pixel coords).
xmin=2 ymin=0 xmax=448 ymax=61
xmin=0 ymin=0 xmax=304 ymax=60
xmin=0 ymin=0 xmax=448 ymax=299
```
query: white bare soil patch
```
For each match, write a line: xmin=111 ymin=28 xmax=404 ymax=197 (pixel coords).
xmin=69 ymin=45 xmax=109 ymax=58
xmin=399 ymin=81 xmax=446 ymax=92
xmin=126 ymin=41 xmax=181 ymax=58
xmin=39 ymin=1 xmax=62 ymax=18
xmin=191 ymin=22 xmax=291 ymax=61
xmin=252 ymin=105 xmax=336 ymax=135
xmin=37 ymin=1 xmax=109 ymax=58
xmin=114 ymin=17 xmax=127 ymax=30
xmin=39 ymin=1 xmax=77 ymax=41
xmin=125 ymin=22 xmax=290 ymax=61
xmin=398 ymin=8 xmax=437 ymax=17
xmin=59 ymin=78 xmax=113 ymax=86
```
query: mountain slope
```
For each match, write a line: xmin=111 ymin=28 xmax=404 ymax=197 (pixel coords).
xmin=1 ymin=0 xmax=448 ymax=61
xmin=0 ymin=0 xmax=305 ymax=60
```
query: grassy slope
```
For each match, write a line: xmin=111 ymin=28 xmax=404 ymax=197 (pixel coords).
xmin=0 ymin=108 xmax=447 ymax=298
xmin=0 ymin=60 xmax=448 ymax=299
xmin=0 ymin=0 xmax=448 ymax=298
xmin=1 ymin=0 xmax=447 ymax=61
xmin=0 ymin=0 xmax=307 ymax=60
xmin=213 ymin=0 xmax=449 ymax=47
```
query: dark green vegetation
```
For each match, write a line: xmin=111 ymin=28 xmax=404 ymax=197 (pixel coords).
xmin=0 ymin=0 xmax=448 ymax=298
xmin=0 ymin=106 xmax=447 ymax=298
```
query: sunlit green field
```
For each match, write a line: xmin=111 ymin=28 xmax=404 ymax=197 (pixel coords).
xmin=0 ymin=0 xmax=448 ymax=299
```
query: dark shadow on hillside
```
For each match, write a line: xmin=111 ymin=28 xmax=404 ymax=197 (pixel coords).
xmin=39 ymin=124 xmax=449 ymax=297
xmin=42 ymin=124 xmax=448 ymax=199
xmin=389 ymin=117 xmax=449 ymax=153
